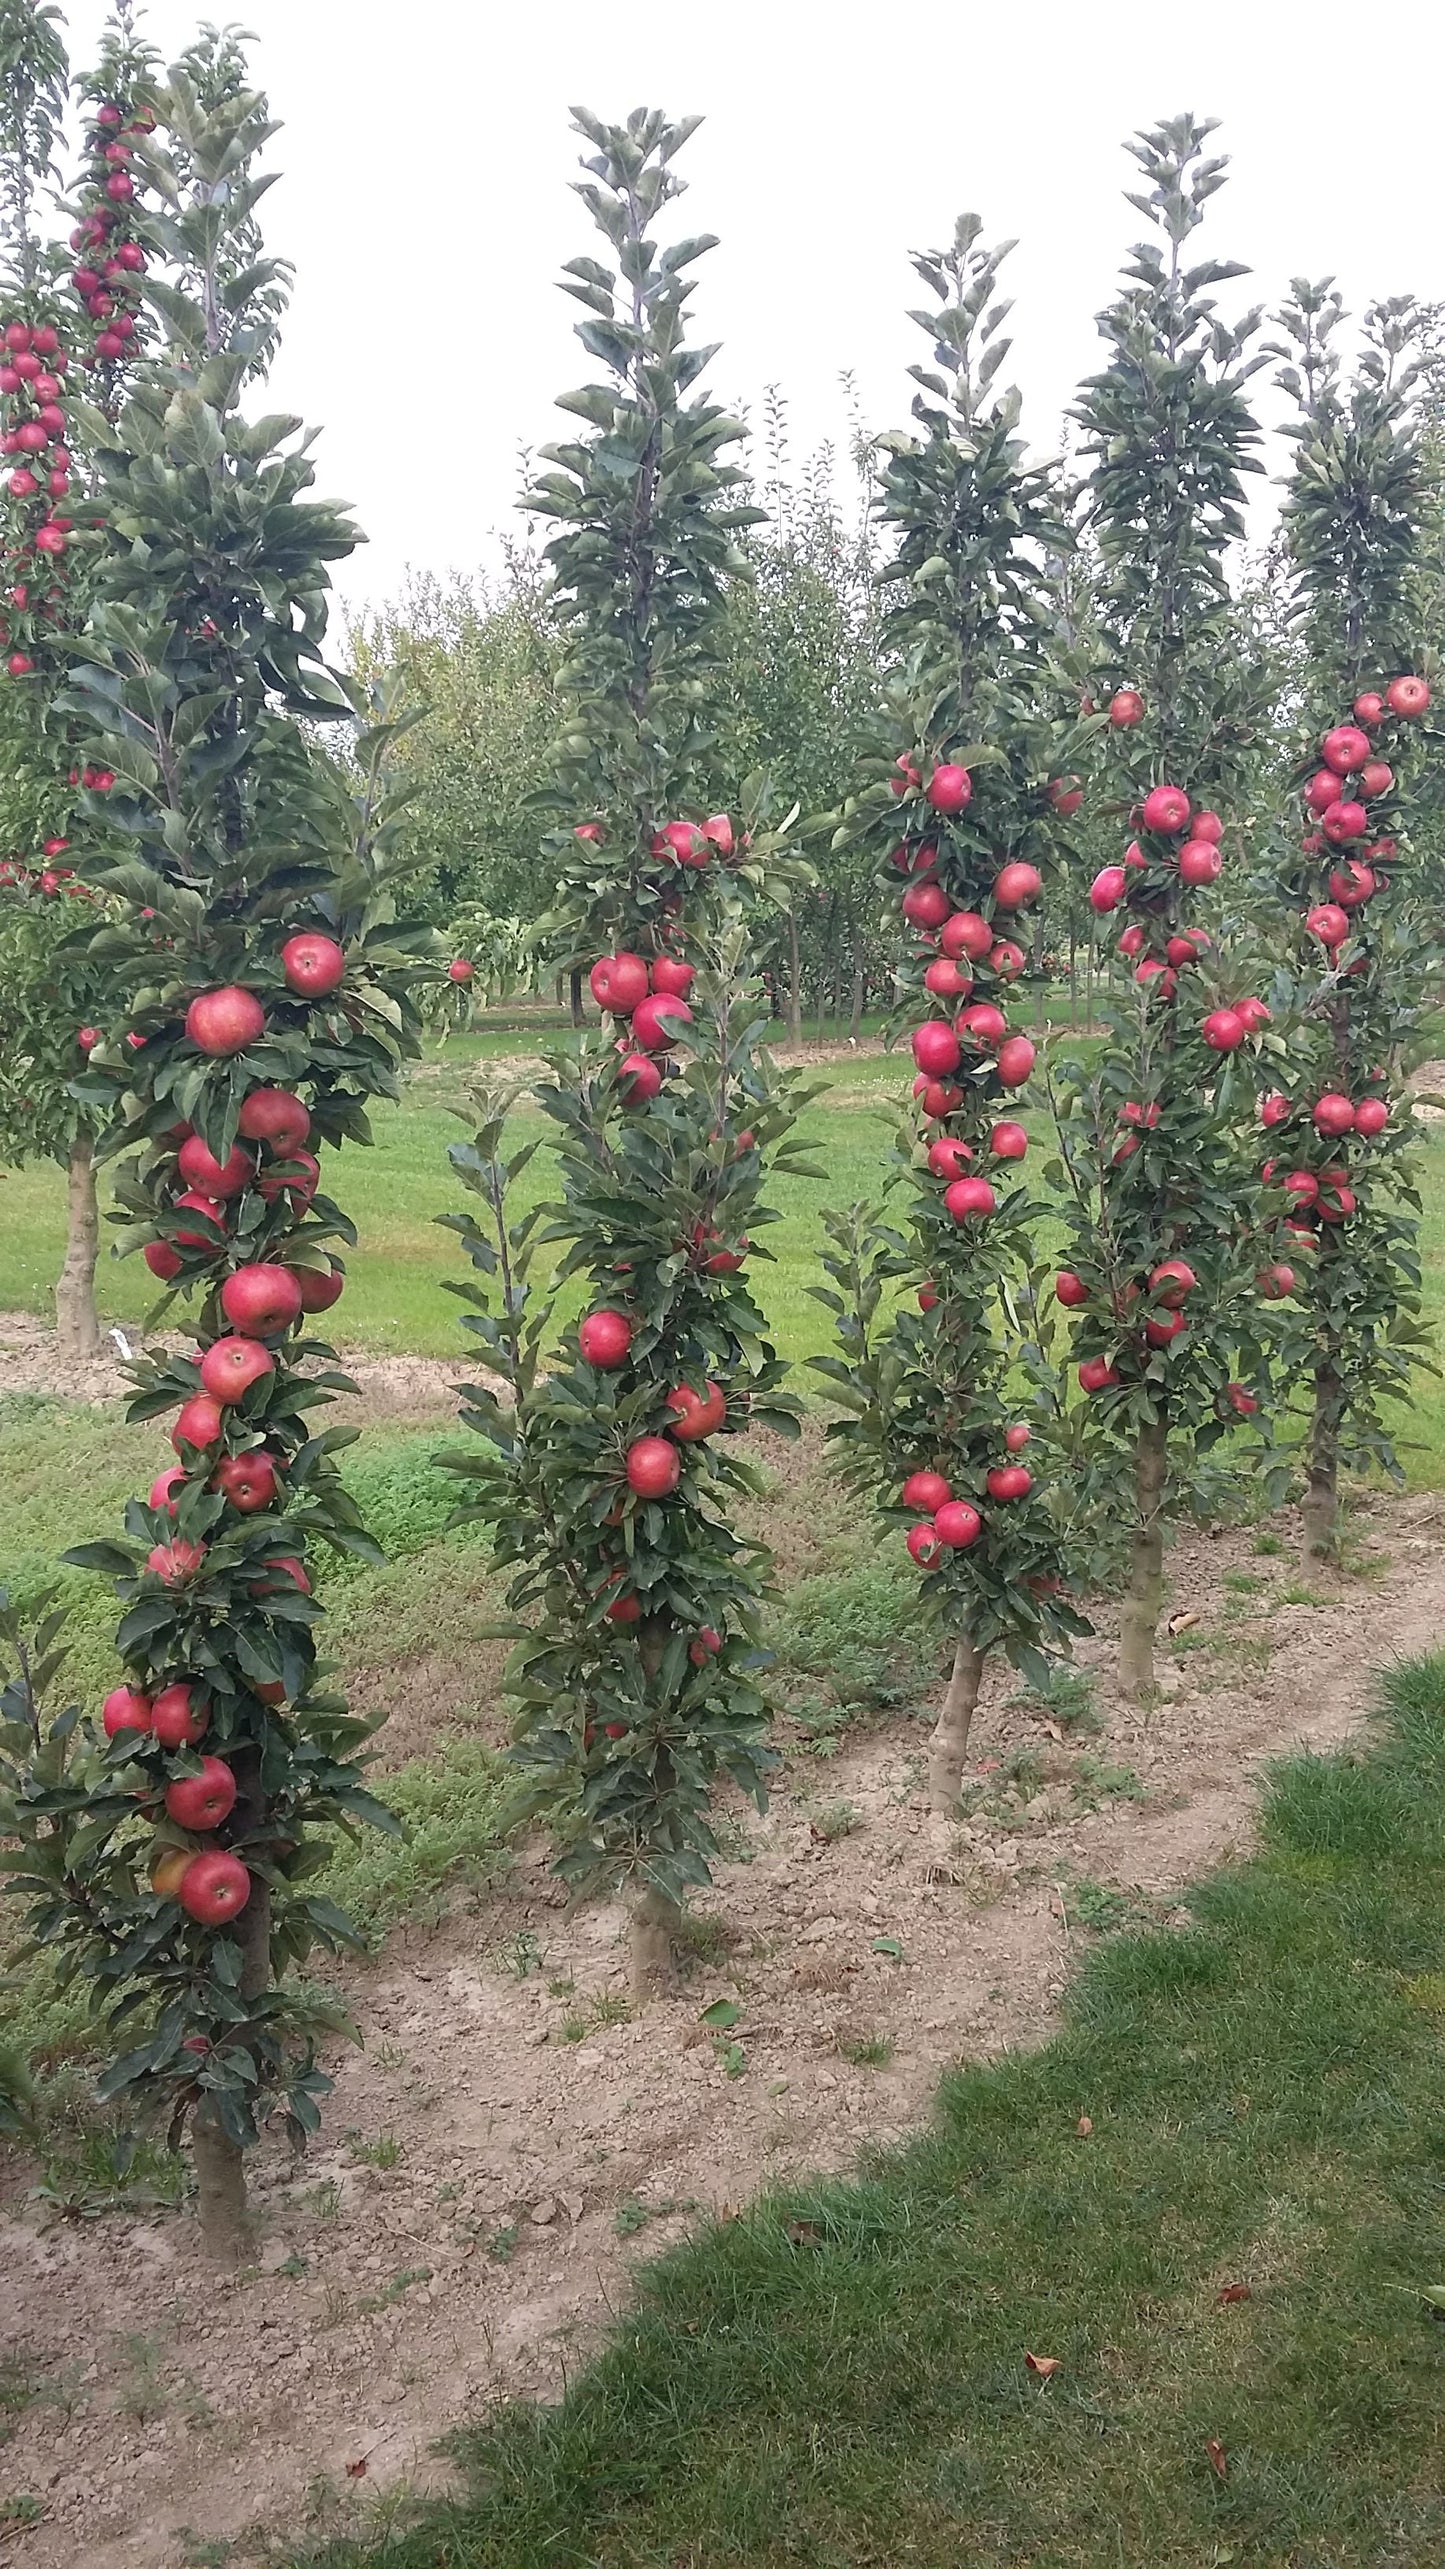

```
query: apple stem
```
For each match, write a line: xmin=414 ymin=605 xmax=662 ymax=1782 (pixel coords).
xmin=928 ymin=1636 xmax=984 ymax=1811
xmin=629 ymin=1882 xmax=681 ymax=2001
xmin=1119 ymin=1417 xmax=1169 ymax=1700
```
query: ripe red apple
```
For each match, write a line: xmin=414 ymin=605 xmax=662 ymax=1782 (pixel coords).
xmin=589 ymin=950 xmax=650 ymax=1015
xmin=1353 ymin=691 xmax=1384 ymax=726
xmin=149 ymin=1466 xmax=186 ymax=1514
xmin=1233 ymin=997 xmax=1271 ymax=1033
xmin=1201 ymin=1007 xmax=1245 ymax=1053
xmin=1256 ymin=1263 xmax=1296 ymax=1300
xmin=1109 ymin=689 xmax=1144 ymax=727
xmin=237 ymin=1087 xmax=310 ymax=1150
xmin=1306 ymin=903 xmax=1350 ymax=949
xmin=906 ymin=1522 xmax=940 ymax=1567
xmin=912 ymin=1019 xmax=962 ymax=1077
xmin=631 ymin=992 xmax=692 ymax=1052
xmin=626 ymin=1435 xmax=681 ymax=1499
xmin=927 ymin=1137 xmax=974 ymax=1179
xmin=291 ymin=1261 xmax=344 ymax=1313
xmin=996 ymin=1035 xmax=1036 ymax=1086
xmin=1078 ymin=1356 xmax=1120 ymax=1393
xmin=917 ymin=1284 xmax=939 ymax=1312
xmin=945 ymin=1174 xmax=996 ymax=1221
xmin=250 ymin=1553 xmax=311 ymax=1596
xmin=933 ymin=1499 xmax=983 ymax=1548
xmin=992 ymin=861 xmax=1042 ymax=908
xmin=1329 ymin=861 xmax=1376 ymax=909
xmin=1118 ymin=923 xmax=1146 ymax=960
xmin=940 ymin=910 xmax=992 ymax=961
xmin=901 ymin=879 xmax=951 ymax=929
xmin=147 ymin=1538 xmax=206 ymax=1584
xmin=151 ymin=1681 xmax=208 ymax=1748
xmin=1141 ymin=783 xmax=1190 ymax=835
xmin=1149 ymin=1259 xmax=1197 ymax=1307
xmin=901 ymin=1469 xmax=952 ymax=1513
xmin=1354 ymin=1096 xmax=1389 ymax=1137
xmin=1004 ymin=1423 xmax=1031 ymax=1453
xmin=1321 ymin=801 xmax=1366 ymax=846
xmin=1304 ymin=768 xmax=1344 ymax=814
xmin=1282 ymin=1169 xmax=1319 ymax=1205
xmin=185 ymin=985 xmax=265 ymax=1056
xmin=1313 ymin=1093 xmax=1355 ymax=1136
xmin=178 ymin=1848 xmax=251 ymax=1924
xmin=986 ymin=1463 xmax=1032 ymax=1502
xmin=890 ymin=757 xmax=921 ymax=798
xmin=256 ymin=1148 xmax=320 ymax=1208
xmin=617 ymin=1052 xmax=663 ymax=1104
xmin=280 ymin=931 xmax=346 ymax=996
xmin=145 ymin=1239 xmax=183 ymax=1282
xmin=1358 ymin=760 xmax=1393 ymax=799
xmin=653 ymin=818 xmax=708 ymax=866
xmin=651 ymin=955 xmax=695 ymax=998
xmin=924 ymin=956 xmax=971 ymax=997
xmin=1386 ymin=675 xmax=1429 ymax=718
xmin=1320 ymin=723 xmax=1370 ymax=776
xmin=447 ymin=958 xmax=474 ymax=984
xmin=1192 ymin=810 xmax=1224 ymax=844
xmin=1178 ymin=841 xmax=1222 ymax=887
xmin=220 ymin=1262 xmax=304 ymax=1338
xmin=199 ymin=1336 xmax=275 ymax=1403
xmin=214 ymin=1449 xmax=279 ymax=1512
xmin=989 ymin=1121 xmax=1028 ymax=1160
xmin=702 ymin=813 xmax=734 ymax=856
xmin=1317 ymin=1179 xmax=1356 ymax=1223
xmin=1049 ymin=776 xmax=1084 ymax=818
xmin=1056 ymin=1270 xmax=1089 ymax=1307
xmin=665 ymin=1380 xmax=726 ymax=1441
xmin=172 ymin=1394 xmax=224 ymax=1454
xmin=102 ymin=1684 xmax=152 ymax=1738
xmin=603 ymin=1586 xmax=642 ymax=1626
xmin=925 ymin=763 xmax=971 ymax=814
xmin=990 ymin=939 xmax=1026 ymax=979
xmin=1226 ymin=1383 xmax=1259 ymax=1418
xmin=1145 ymin=1309 xmax=1188 ymax=1347
xmin=689 ymin=1624 xmax=724 ymax=1662
xmin=579 ymin=1307 xmax=632 ymax=1368
xmin=1089 ymin=864 xmax=1127 ymax=913
xmin=958 ymin=1001 xmax=1007 ymax=1047
xmin=177 ymin=1134 xmax=254 ymax=1197
xmin=1260 ymin=1092 xmax=1291 ymax=1128
xmin=920 ymin=1079 xmax=963 ymax=1118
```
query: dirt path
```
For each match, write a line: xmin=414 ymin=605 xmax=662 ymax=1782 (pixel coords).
xmin=2 ymin=1485 xmax=1441 ymax=2566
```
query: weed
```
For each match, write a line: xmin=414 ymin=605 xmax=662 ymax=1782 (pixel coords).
xmin=0 ymin=2496 xmax=44 ymax=2529
xmin=838 ymin=2033 xmax=894 ymax=2068
xmin=32 ymin=2122 xmax=188 ymax=2224
xmin=487 ymin=2223 xmax=519 ymax=2263
xmin=546 ymin=1976 xmax=576 ymax=1998
xmin=1253 ymin=1530 xmax=1286 ymax=1555
xmin=372 ymin=2042 xmax=407 ymax=2073
xmin=306 ymin=2179 xmax=342 ymax=2221
xmin=1222 ymin=1569 xmax=1268 ymax=1596
xmin=276 ymin=2251 xmax=309 ymax=2279
xmin=809 ymin=1798 xmax=860 ymax=1843
xmin=589 ymin=1992 xmax=632 ymax=2030
xmin=114 ymin=2335 xmax=168 ymax=2426
xmin=613 ymin=2198 xmax=650 ymax=2238
xmin=675 ymin=1911 xmax=734 ymax=1965
xmin=1278 ymin=1581 xmax=1329 ymax=1607
xmin=504 ymin=1929 xmax=545 ymax=1980
xmin=346 ymin=2130 xmax=403 ymax=2171
xmin=1009 ymin=1665 xmax=1101 ymax=1736
xmin=1073 ymin=1753 xmax=1147 ymax=1805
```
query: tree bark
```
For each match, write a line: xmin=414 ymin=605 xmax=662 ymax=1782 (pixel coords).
xmin=787 ymin=911 xmax=803 ymax=1046
xmin=848 ymin=954 xmax=865 ymax=1042
xmin=54 ymin=1131 xmax=100 ymax=1359
xmin=629 ymin=1883 xmax=681 ymax=2000
xmin=1068 ymin=919 xmax=1077 ymax=1026
xmin=1303 ymin=1359 xmax=1342 ymax=1559
xmin=928 ymin=1636 xmax=984 ymax=1812
xmin=568 ymin=967 xmax=584 ymax=1028
xmin=1119 ymin=1417 xmax=1169 ymax=1699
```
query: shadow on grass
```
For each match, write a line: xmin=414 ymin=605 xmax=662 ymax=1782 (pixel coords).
xmin=303 ymin=1653 xmax=1445 ymax=2569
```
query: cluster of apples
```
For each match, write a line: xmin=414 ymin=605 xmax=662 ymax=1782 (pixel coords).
xmin=1087 ymin=776 xmax=1270 ymax=1052
xmin=575 ymin=1303 xmax=730 ymax=1660
xmin=1295 ymin=681 xmax=1429 ymax=960
xmin=0 ymin=314 xmax=77 ymax=673
xmin=896 ymin=1434 xmax=1033 ymax=1566
xmin=68 ymin=97 xmax=154 ymax=371
xmin=1254 ymin=1085 xmax=1392 ymax=1250
xmin=587 ymin=943 xmax=698 ymax=1102
xmin=100 ymin=1682 xmax=249 ymax=1924
xmin=1054 ymin=1258 xmax=1257 ymax=1413
xmin=0 ymin=841 xmax=88 ymax=899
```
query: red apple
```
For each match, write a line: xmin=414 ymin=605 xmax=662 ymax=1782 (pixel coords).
xmin=1145 ymin=1309 xmax=1188 ymax=1347
xmin=1055 ymin=1270 xmax=1089 ymax=1307
xmin=924 ymin=957 xmax=972 ymax=997
xmin=1353 ymin=691 xmax=1384 ymax=726
xmin=1234 ymin=997 xmax=1271 ymax=1032
xmin=1201 ymin=1008 xmax=1245 ymax=1053
xmin=1004 ymin=1423 xmax=1031 ymax=1453
xmin=1313 ymin=1093 xmax=1356 ymax=1137
xmin=920 ymin=1079 xmax=963 ymax=1118
xmin=149 ymin=1466 xmax=186 ymax=1514
xmin=985 ymin=1464 xmax=1032 ymax=1502
xmin=185 ymin=985 xmax=264 ymax=1056
xmin=1282 ymin=1169 xmax=1319 ymax=1205
xmin=940 ymin=910 xmax=992 ymax=961
xmin=1304 ymin=768 xmax=1344 ymax=814
xmin=1385 ymin=675 xmax=1429 ymax=718
xmin=1357 ymin=760 xmax=1393 ymax=799
xmin=1178 ymin=841 xmax=1222 ymax=887
xmin=214 ymin=1449 xmax=279 ymax=1512
xmin=1320 ymin=723 xmax=1370 ymax=776
xmin=102 ymin=1684 xmax=152 ymax=1738
xmin=1257 ymin=1263 xmax=1296 ymax=1300
xmin=199 ymin=1336 xmax=275 ymax=1403
xmin=912 ymin=1019 xmax=961 ymax=1078
xmin=1226 ymin=1383 xmax=1259 ymax=1418
xmin=992 ymin=861 xmax=1042 ymax=908
xmin=1150 ymin=1259 xmax=1197 ymax=1306
xmin=927 ymin=1137 xmax=974 ymax=1179
xmin=1078 ymin=1356 xmax=1120 ymax=1393
xmin=220 ymin=1262 xmax=304 ymax=1338
xmin=989 ymin=1121 xmax=1028 ymax=1160
xmin=702 ymin=813 xmax=734 ymax=856
xmin=901 ymin=1469 xmax=952 ymax=1513
xmin=689 ymin=1624 xmax=724 ymax=1662
xmin=925 ymin=763 xmax=972 ymax=814
xmin=1141 ymin=783 xmax=1190 ymax=834
xmin=1260 ymin=1092 xmax=1291 ymax=1128
xmin=145 ymin=1240 xmax=183 ymax=1282
xmin=901 ymin=879 xmax=951 ymax=929
xmin=665 ymin=1380 xmax=726 ymax=1441
xmin=1306 ymin=903 xmax=1350 ymax=949
xmin=151 ymin=1682 xmax=208 ymax=1748
xmin=890 ymin=757 xmax=920 ymax=798
xmin=170 ymin=1191 xmax=226 ymax=1248
xmin=917 ymin=1284 xmax=939 ymax=1312
xmin=237 ymin=1087 xmax=310 ymax=1151
xmin=447 ymin=958 xmax=474 ymax=984
xmin=990 ymin=939 xmax=1026 ymax=978
xmin=957 ymin=1001 xmax=1007 ymax=1047
xmin=617 ymin=1052 xmax=663 ymax=1104
xmin=579 ymin=1308 xmax=633 ymax=1369
xmin=906 ymin=1522 xmax=940 ymax=1566
xmin=1109 ymin=689 xmax=1144 ymax=727
xmin=933 ymin=1499 xmax=983 ymax=1548
xmin=589 ymin=950 xmax=650 ymax=1015
xmin=280 ymin=931 xmax=346 ymax=996
xmin=626 ymin=1435 xmax=681 ymax=1499
xmin=631 ymin=992 xmax=692 ymax=1052
xmin=651 ymin=955 xmax=695 ymax=998
xmin=1321 ymin=801 xmax=1367 ymax=846
xmin=996 ymin=1035 xmax=1036 ymax=1086
xmin=944 ymin=1174 xmax=996 ymax=1221
xmin=1317 ymin=1179 xmax=1356 ymax=1223
xmin=292 ymin=1262 xmax=344 ymax=1313
xmin=1049 ymin=776 xmax=1084 ymax=818
xmin=1192 ymin=810 xmax=1224 ymax=844
xmin=177 ymin=1134 xmax=254 ymax=1197
xmin=1354 ymin=1097 xmax=1389 ymax=1137
xmin=250 ymin=1553 xmax=311 ymax=1596
xmin=1089 ymin=864 xmax=1127 ymax=913
xmin=1329 ymin=861 xmax=1376 ymax=910
xmin=177 ymin=1849 xmax=251 ymax=1924
xmin=172 ymin=1394 xmax=224 ymax=1454
xmin=256 ymin=1149 xmax=320 ymax=1208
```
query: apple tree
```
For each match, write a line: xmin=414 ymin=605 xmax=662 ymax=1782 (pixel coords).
xmin=440 ymin=110 xmax=816 ymax=1998
xmin=1051 ymin=116 xmax=1282 ymax=1697
xmin=7 ymin=37 xmax=435 ymax=2262
xmin=809 ymin=218 xmax=1089 ymax=1807
xmin=1264 ymin=282 xmax=1439 ymax=1555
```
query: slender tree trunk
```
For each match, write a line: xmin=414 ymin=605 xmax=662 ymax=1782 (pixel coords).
xmin=1085 ymin=926 xmax=1095 ymax=1029
xmin=787 ymin=911 xmax=803 ymax=1046
xmin=629 ymin=1883 xmax=681 ymax=1999
xmin=191 ymin=1747 xmax=272 ymax=2261
xmin=848 ymin=954 xmax=865 ymax=1041
xmin=54 ymin=1131 xmax=101 ymax=1360
xmin=928 ymin=1636 xmax=984 ymax=1811
xmin=1068 ymin=919 xmax=1077 ymax=1027
xmin=1303 ymin=1358 xmax=1342 ymax=1559
xmin=568 ymin=967 xmax=584 ymax=1028
xmin=1118 ymin=1417 xmax=1169 ymax=1699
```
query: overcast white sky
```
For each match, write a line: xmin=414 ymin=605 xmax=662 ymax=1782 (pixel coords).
xmin=62 ymin=0 xmax=1445 ymax=617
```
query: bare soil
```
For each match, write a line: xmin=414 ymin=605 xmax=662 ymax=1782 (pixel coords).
xmin=0 ymin=1309 xmax=462 ymax=1422
xmin=4 ymin=1458 xmax=1442 ymax=2567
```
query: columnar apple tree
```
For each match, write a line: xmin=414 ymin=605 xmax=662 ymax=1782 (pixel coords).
xmin=442 ymin=109 xmax=814 ymax=1998
xmin=8 ymin=41 xmax=433 ymax=2261
xmin=0 ymin=2 xmax=153 ymax=1351
xmin=1266 ymin=283 xmax=1438 ymax=1556
xmin=1053 ymin=117 xmax=1280 ymax=1698
xmin=812 ymin=217 xmax=1088 ymax=1809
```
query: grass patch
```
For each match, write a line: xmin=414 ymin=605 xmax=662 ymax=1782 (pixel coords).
xmin=303 ymin=1654 xmax=1445 ymax=2569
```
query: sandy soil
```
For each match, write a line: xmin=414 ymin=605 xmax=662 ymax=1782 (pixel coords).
xmin=0 ymin=1309 xmax=463 ymax=1423
xmin=3 ymin=1458 xmax=1442 ymax=2567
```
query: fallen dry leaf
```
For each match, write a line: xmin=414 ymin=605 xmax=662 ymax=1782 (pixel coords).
xmin=1076 ymin=2115 xmax=1094 ymax=2138
xmin=1024 ymin=2352 xmax=1061 ymax=2378
xmin=1043 ymin=1719 xmax=1066 ymax=1744
xmin=1205 ymin=2438 xmax=1228 ymax=2480
xmin=1167 ymin=1609 xmax=1201 ymax=1635
xmin=345 ymin=2457 xmax=369 ymax=2481
xmin=1218 ymin=2281 xmax=1251 ymax=2305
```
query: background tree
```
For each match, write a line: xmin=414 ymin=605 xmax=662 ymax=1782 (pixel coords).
xmin=1265 ymin=282 xmax=1440 ymax=1555
xmin=442 ymin=107 xmax=815 ymax=1998
xmin=9 ymin=35 xmax=434 ymax=2262
xmin=1052 ymin=115 xmax=1281 ymax=1698
xmin=813 ymin=218 xmax=1089 ymax=1807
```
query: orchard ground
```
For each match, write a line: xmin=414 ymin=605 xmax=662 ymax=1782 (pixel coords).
xmin=2 ymin=1008 xmax=1445 ymax=2564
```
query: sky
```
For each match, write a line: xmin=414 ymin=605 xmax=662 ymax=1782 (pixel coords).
xmin=60 ymin=0 xmax=1445 ymax=621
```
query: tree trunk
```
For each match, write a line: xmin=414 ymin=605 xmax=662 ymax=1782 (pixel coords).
xmin=629 ymin=1883 xmax=681 ymax=2000
xmin=928 ymin=1636 xmax=984 ymax=1812
xmin=1068 ymin=919 xmax=1077 ymax=1027
xmin=190 ymin=1748 xmax=272 ymax=2261
xmin=787 ymin=911 xmax=803 ymax=1046
xmin=1303 ymin=1359 xmax=1342 ymax=1559
xmin=848 ymin=954 xmax=865 ymax=1041
xmin=568 ymin=967 xmax=584 ymax=1028
xmin=54 ymin=1131 xmax=100 ymax=1359
xmin=1118 ymin=1417 xmax=1169 ymax=1699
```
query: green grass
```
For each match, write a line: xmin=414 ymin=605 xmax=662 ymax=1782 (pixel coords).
xmin=304 ymin=1656 xmax=1445 ymax=2569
